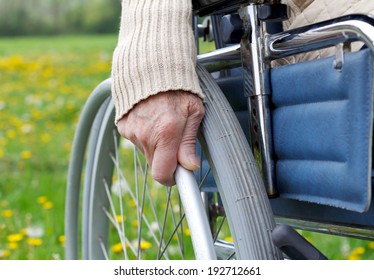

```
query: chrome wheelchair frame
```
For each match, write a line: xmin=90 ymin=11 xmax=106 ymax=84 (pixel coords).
xmin=65 ymin=0 xmax=374 ymax=261
xmin=196 ymin=1 xmax=374 ymax=240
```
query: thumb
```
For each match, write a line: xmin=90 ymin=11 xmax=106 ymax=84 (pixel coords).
xmin=178 ymin=137 xmax=200 ymax=171
xmin=177 ymin=112 xmax=203 ymax=171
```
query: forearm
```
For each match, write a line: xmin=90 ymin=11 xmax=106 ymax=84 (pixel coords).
xmin=111 ymin=0 xmax=204 ymax=124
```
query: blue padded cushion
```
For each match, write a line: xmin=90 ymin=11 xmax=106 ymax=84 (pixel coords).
xmin=271 ymin=49 xmax=373 ymax=212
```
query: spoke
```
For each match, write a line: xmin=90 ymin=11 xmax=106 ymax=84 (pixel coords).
xmin=165 ymin=189 xmax=184 ymax=259
xmin=98 ymin=237 xmax=110 ymax=260
xmin=111 ymin=146 xmax=171 ymax=259
xmin=108 ymin=139 xmax=219 ymax=260
xmin=135 ymin=151 xmax=163 ymax=237
xmin=145 ymin=184 xmax=163 ymax=237
xmin=178 ymin=194 xmax=185 ymax=258
xmin=227 ymin=251 xmax=236 ymax=260
xmin=102 ymin=178 xmax=131 ymax=258
xmin=198 ymin=167 xmax=211 ymax=190
xmin=135 ymin=149 xmax=140 ymax=237
xmin=136 ymin=164 xmax=148 ymax=260
xmin=112 ymin=130 xmax=128 ymax=259
xmin=159 ymin=212 xmax=186 ymax=259
xmin=213 ymin=214 xmax=227 ymax=242
xmin=101 ymin=206 xmax=137 ymax=257
xmin=157 ymin=188 xmax=172 ymax=259
xmin=110 ymin=154 xmax=163 ymax=249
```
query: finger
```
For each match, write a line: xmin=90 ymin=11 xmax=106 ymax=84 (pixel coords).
xmin=151 ymin=138 xmax=180 ymax=186
xmin=177 ymin=106 xmax=204 ymax=171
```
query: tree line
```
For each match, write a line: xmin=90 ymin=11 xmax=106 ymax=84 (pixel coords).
xmin=0 ymin=0 xmax=121 ymax=36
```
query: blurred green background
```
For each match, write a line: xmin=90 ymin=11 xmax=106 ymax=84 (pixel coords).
xmin=0 ymin=0 xmax=121 ymax=36
xmin=0 ymin=0 xmax=373 ymax=260
xmin=0 ymin=0 xmax=120 ymax=259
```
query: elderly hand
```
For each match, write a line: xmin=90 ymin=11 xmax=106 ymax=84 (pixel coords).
xmin=117 ymin=91 xmax=205 ymax=186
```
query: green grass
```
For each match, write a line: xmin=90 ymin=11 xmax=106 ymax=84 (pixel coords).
xmin=0 ymin=34 xmax=117 ymax=259
xmin=0 ymin=35 xmax=373 ymax=260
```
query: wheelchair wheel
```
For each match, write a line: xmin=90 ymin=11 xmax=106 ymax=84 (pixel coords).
xmin=66 ymin=65 xmax=281 ymax=260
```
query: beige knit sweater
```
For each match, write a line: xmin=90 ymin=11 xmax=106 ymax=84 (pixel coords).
xmin=111 ymin=0 xmax=204 ymax=124
xmin=111 ymin=0 xmax=374 ymax=123
xmin=280 ymin=0 xmax=374 ymax=64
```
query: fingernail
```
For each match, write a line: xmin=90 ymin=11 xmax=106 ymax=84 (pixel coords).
xmin=189 ymin=156 xmax=200 ymax=170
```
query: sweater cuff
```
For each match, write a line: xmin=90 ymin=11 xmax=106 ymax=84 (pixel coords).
xmin=111 ymin=0 xmax=204 ymax=124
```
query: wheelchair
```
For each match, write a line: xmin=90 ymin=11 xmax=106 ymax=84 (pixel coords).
xmin=65 ymin=0 xmax=374 ymax=260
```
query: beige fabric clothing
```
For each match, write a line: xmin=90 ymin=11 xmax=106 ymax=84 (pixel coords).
xmin=285 ymin=0 xmax=374 ymax=30
xmin=111 ymin=0 xmax=204 ymax=124
xmin=111 ymin=0 xmax=374 ymax=123
xmin=279 ymin=0 xmax=374 ymax=64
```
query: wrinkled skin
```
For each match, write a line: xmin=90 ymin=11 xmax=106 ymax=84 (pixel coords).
xmin=117 ymin=91 xmax=205 ymax=186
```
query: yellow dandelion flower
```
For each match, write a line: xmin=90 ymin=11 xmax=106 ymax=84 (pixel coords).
xmin=112 ymin=242 xmax=124 ymax=254
xmin=184 ymin=228 xmax=190 ymax=237
xmin=59 ymin=235 xmax=65 ymax=246
xmin=27 ymin=238 xmax=43 ymax=246
xmin=131 ymin=220 xmax=139 ymax=228
xmin=37 ymin=196 xmax=47 ymax=204
xmin=140 ymin=240 xmax=152 ymax=250
xmin=8 ymin=242 xmax=19 ymax=250
xmin=7 ymin=55 xmax=24 ymax=70
xmin=42 ymin=201 xmax=53 ymax=210
xmin=0 ymin=250 xmax=10 ymax=259
xmin=116 ymin=215 xmax=126 ymax=223
xmin=7 ymin=233 xmax=23 ymax=242
xmin=31 ymin=110 xmax=42 ymax=120
xmin=2 ymin=209 xmax=13 ymax=218
xmin=42 ymin=67 xmax=53 ymax=78
xmin=6 ymin=130 xmax=16 ymax=139
xmin=0 ymin=148 xmax=4 ymax=159
xmin=368 ymin=242 xmax=374 ymax=250
xmin=305 ymin=236 xmax=313 ymax=243
xmin=224 ymin=236 xmax=233 ymax=242
xmin=66 ymin=102 xmax=75 ymax=112
xmin=41 ymin=133 xmax=51 ymax=143
xmin=351 ymin=247 xmax=365 ymax=255
xmin=20 ymin=150 xmax=32 ymax=159
xmin=348 ymin=254 xmax=361 ymax=260
xmin=348 ymin=247 xmax=365 ymax=260
xmin=129 ymin=200 xmax=137 ymax=208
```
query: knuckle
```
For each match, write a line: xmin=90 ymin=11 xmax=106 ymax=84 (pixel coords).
xmin=117 ymin=123 xmax=127 ymax=137
xmin=117 ymin=127 xmax=127 ymax=138
xmin=194 ymin=105 xmax=205 ymax=120
xmin=188 ymin=98 xmax=205 ymax=119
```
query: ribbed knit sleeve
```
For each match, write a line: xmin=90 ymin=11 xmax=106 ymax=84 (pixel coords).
xmin=111 ymin=0 xmax=204 ymax=124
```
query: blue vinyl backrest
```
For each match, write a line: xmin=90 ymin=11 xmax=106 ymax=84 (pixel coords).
xmin=270 ymin=48 xmax=373 ymax=212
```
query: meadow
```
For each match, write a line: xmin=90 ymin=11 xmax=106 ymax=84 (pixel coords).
xmin=0 ymin=35 xmax=117 ymax=259
xmin=0 ymin=35 xmax=373 ymax=260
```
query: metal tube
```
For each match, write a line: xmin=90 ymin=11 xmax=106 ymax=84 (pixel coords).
xmin=266 ymin=14 xmax=374 ymax=59
xmin=197 ymin=44 xmax=241 ymax=72
xmin=175 ymin=166 xmax=217 ymax=260
xmin=239 ymin=4 xmax=278 ymax=197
